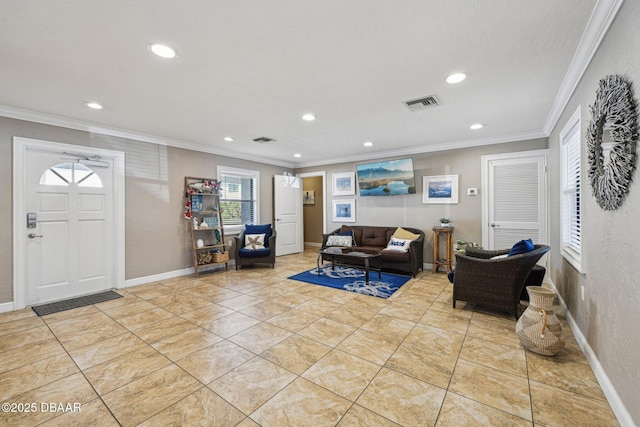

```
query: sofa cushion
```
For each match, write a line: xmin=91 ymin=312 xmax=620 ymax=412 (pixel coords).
xmin=337 ymin=230 xmax=356 ymax=246
xmin=326 ymin=235 xmax=354 ymax=247
xmin=385 ymin=237 xmax=412 ymax=252
xmin=361 ymin=227 xmax=390 ymax=247
xmin=380 ymin=249 xmax=410 ymax=263
xmin=356 ymin=246 xmax=384 ymax=255
xmin=393 ymin=227 xmax=420 ymax=241
xmin=340 ymin=226 xmax=363 ymax=246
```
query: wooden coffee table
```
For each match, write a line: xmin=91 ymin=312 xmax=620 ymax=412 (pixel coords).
xmin=317 ymin=248 xmax=382 ymax=285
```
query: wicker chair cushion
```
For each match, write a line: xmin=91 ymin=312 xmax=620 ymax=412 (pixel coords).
xmin=238 ymin=247 xmax=271 ymax=258
xmin=245 ymin=224 xmax=272 ymax=247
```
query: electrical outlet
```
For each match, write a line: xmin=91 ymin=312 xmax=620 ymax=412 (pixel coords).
xmin=228 ymin=240 xmax=233 ymax=247
xmin=581 ymin=285 xmax=585 ymax=301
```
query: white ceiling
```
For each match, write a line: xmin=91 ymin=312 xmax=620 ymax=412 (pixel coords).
xmin=0 ymin=0 xmax=607 ymax=168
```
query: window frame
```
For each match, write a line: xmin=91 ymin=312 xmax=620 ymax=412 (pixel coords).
xmin=559 ymin=106 xmax=584 ymax=273
xmin=217 ymin=165 xmax=260 ymax=234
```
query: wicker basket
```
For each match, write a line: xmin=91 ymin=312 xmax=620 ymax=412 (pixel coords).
xmin=212 ymin=252 xmax=229 ymax=263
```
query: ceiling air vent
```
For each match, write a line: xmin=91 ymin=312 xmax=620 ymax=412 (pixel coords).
xmin=404 ymin=95 xmax=439 ymax=112
xmin=252 ymin=136 xmax=276 ymax=143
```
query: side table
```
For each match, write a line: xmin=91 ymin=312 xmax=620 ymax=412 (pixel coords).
xmin=432 ymin=226 xmax=454 ymax=273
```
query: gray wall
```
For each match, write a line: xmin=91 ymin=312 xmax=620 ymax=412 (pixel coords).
xmin=547 ymin=1 xmax=640 ymax=423
xmin=0 ymin=116 xmax=291 ymax=303
xmin=296 ymin=138 xmax=547 ymax=262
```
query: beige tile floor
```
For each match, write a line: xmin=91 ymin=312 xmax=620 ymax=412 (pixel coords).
xmin=0 ymin=248 xmax=619 ymax=426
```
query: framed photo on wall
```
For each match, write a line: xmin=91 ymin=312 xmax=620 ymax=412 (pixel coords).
xmin=332 ymin=172 xmax=356 ymax=196
xmin=332 ymin=199 xmax=356 ymax=222
xmin=303 ymin=190 xmax=315 ymax=205
xmin=422 ymin=175 xmax=459 ymax=204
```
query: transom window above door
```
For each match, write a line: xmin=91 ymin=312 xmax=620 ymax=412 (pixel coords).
xmin=39 ymin=163 xmax=103 ymax=187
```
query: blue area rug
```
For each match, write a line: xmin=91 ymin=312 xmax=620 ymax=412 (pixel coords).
xmin=288 ymin=266 xmax=411 ymax=299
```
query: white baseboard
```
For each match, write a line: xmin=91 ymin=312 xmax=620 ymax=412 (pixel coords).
xmin=0 ymin=301 xmax=15 ymax=313
xmin=125 ymin=267 xmax=195 ymax=287
xmin=547 ymin=278 xmax=635 ymax=427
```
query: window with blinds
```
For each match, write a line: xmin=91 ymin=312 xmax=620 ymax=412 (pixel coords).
xmin=218 ymin=167 xmax=260 ymax=230
xmin=560 ymin=107 xmax=583 ymax=272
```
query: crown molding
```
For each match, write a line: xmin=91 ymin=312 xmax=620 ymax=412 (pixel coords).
xmin=294 ymin=130 xmax=547 ymax=168
xmin=0 ymin=105 xmax=295 ymax=169
xmin=543 ymin=0 xmax=624 ymax=135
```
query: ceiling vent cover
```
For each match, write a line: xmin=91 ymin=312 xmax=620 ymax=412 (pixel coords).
xmin=253 ymin=137 xmax=276 ymax=143
xmin=405 ymin=95 xmax=439 ymax=112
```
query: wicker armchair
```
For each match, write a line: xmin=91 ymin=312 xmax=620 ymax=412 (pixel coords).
xmin=452 ymin=245 xmax=550 ymax=318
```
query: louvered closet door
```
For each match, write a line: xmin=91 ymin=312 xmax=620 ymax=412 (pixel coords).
xmin=486 ymin=153 xmax=548 ymax=250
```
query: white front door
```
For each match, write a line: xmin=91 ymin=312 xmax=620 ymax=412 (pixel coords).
xmin=14 ymin=138 xmax=125 ymax=308
xmin=482 ymin=150 xmax=549 ymax=250
xmin=274 ymin=175 xmax=303 ymax=256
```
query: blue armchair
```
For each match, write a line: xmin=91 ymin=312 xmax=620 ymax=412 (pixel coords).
xmin=233 ymin=224 xmax=277 ymax=270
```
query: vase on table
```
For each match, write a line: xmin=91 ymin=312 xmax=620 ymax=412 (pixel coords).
xmin=516 ymin=286 xmax=565 ymax=356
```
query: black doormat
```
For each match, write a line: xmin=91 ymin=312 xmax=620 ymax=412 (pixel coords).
xmin=31 ymin=290 xmax=123 ymax=316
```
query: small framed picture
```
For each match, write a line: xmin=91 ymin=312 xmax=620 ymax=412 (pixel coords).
xmin=422 ymin=175 xmax=459 ymax=204
xmin=332 ymin=199 xmax=356 ymax=222
xmin=332 ymin=172 xmax=356 ymax=196
xmin=303 ymin=190 xmax=315 ymax=205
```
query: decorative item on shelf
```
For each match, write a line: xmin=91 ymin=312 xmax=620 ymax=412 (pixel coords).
xmin=203 ymin=217 xmax=218 ymax=228
xmin=455 ymin=240 xmax=481 ymax=254
xmin=188 ymin=179 xmax=220 ymax=194
xmin=196 ymin=239 xmax=204 ymax=248
xmin=191 ymin=195 xmax=203 ymax=211
xmin=587 ymin=74 xmax=638 ymax=211
xmin=439 ymin=218 xmax=451 ymax=227
xmin=192 ymin=218 xmax=199 ymax=230
xmin=197 ymin=252 xmax=213 ymax=265
xmin=215 ymin=229 xmax=222 ymax=244
xmin=516 ymin=286 xmax=565 ymax=356
xmin=184 ymin=200 xmax=192 ymax=219
xmin=199 ymin=220 xmax=209 ymax=229
xmin=212 ymin=250 xmax=229 ymax=263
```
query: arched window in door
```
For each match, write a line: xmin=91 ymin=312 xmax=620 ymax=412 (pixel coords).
xmin=39 ymin=163 xmax=103 ymax=187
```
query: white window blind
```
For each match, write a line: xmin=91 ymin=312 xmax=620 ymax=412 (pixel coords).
xmin=560 ymin=107 xmax=583 ymax=272
xmin=218 ymin=167 xmax=259 ymax=230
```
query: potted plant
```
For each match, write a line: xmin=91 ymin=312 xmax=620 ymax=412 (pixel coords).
xmin=439 ymin=218 xmax=451 ymax=227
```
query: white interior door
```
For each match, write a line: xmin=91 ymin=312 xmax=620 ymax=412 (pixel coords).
xmin=14 ymin=138 xmax=125 ymax=307
xmin=482 ymin=150 xmax=548 ymax=250
xmin=274 ymin=175 xmax=303 ymax=256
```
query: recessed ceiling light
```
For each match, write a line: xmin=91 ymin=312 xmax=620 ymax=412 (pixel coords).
xmin=470 ymin=123 xmax=484 ymax=130
xmin=363 ymin=141 xmax=374 ymax=147
xmin=302 ymin=114 xmax=316 ymax=121
xmin=446 ymin=72 xmax=466 ymax=84
xmin=294 ymin=153 xmax=302 ymax=158
xmin=224 ymin=136 xmax=234 ymax=142
xmin=148 ymin=43 xmax=178 ymax=59
xmin=85 ymin=102 xmax=103 ymax=110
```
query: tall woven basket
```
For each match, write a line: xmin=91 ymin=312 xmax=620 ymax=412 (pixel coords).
xmin=516 ymin=286 xmax=565 ymax=356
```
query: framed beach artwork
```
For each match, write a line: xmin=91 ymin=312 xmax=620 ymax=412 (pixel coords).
xmin=332 ymin=199 xmax=356 ymax=222
xmin=422 ymin=175 xmax=459 ymax=204
xmin=332 ymin=172 xmax=356 ymax=196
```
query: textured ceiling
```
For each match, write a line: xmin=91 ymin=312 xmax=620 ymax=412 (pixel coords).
xmin=0 ymin=0 xmax=599 ymax=167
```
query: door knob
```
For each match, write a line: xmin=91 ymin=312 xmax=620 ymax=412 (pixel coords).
xmin=28 ymin=233 xmax=43 ymax=238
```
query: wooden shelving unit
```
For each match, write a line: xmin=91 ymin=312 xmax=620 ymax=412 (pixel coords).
xmin=184 ymin=176 xmax=228 ymax=276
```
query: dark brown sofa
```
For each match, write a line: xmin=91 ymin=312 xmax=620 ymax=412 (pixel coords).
xmin=321 ymin=225 xmax=425 ymax=277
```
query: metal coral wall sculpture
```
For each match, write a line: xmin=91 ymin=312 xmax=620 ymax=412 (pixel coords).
xmin=586 ymin=74 xmax=638 ymax=210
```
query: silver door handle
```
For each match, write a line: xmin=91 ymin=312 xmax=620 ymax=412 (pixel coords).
xmin=28 ymin=233 xmax=43 ymax=238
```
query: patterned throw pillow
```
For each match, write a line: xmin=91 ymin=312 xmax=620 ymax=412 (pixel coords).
xmin=326 ymin=235 xmax=353 ymax=247
xmin=385 ymin=237 xmax=412 ymax=252
xmin=245 ymin=233 xmax=266 ymax=250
